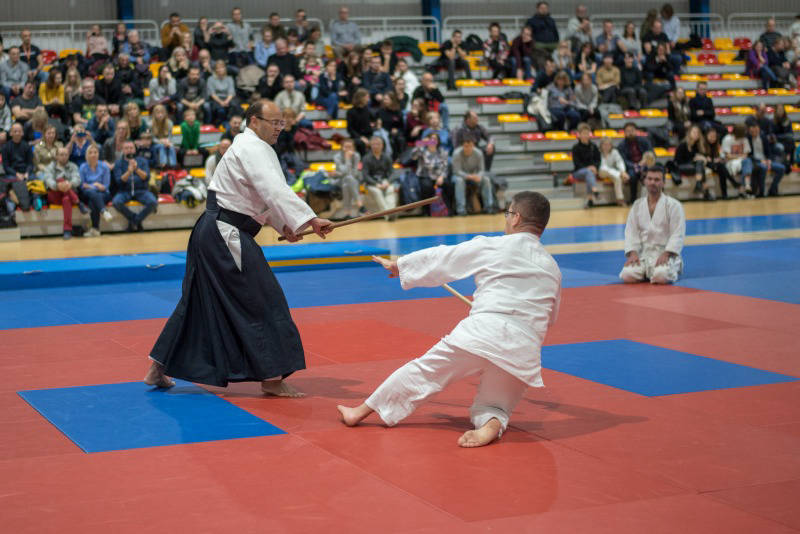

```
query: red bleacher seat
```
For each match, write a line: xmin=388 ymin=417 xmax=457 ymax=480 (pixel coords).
xmin=520 ymin=132 xmax=545 ymax=141
xmin=157 ymin=194 xmax=175 ymax=204
xmin=733 ymin=37 xmax=752 ymax=50
xmin=707 ymin=73 xmax=722 ymax=80
xmin=40 ymin=50 xmax=57 ymax=65
xmin=623 ymin=110 xmax=641 ymax=118
xmin=312 ymin=121 xmax=330 ymax=129
xmin=709 ymin=90 xmax=725 ymax=97
xmin=717 ymin=107 xmax=732 ymax=115
xmin=476 ymin=96 xmax=502 ymax=104
xmin=754 ymin=89 xmax=767 ymax=96
xmin=701 ymin=38 xmax=714 ymax=50
xmin=483 ymin=79 xmax=503 ymax=86
xmin=199 ymin=125 xmax=219 ymax=133
xmin=698 ymin=53 xmax=719 ymax=65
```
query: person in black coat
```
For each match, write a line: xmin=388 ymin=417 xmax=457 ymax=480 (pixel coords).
xmin=619 ymin=53 xmax=647 ymax=110
xmin=346 ymin=88 xmax=374 ymax=155
xmin=617 ymin=122 xmax=653 ymax=201
xmin=745 ymin=117 xmax=785 ymax=197
xmin=571 ymin=123 xmax=601 ymax=207
xmin=526 ymin=1 xmax=559 ymax=51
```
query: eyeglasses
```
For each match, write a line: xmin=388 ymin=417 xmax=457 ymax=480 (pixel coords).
xmin=503 ymin=209 xmax=518 ymax=218
xmin=253 ymin=116 xmax=286 ymax=127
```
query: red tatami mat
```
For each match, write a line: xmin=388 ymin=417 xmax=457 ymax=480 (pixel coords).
xmin=2 ymin=286 xmax=799 ymax=532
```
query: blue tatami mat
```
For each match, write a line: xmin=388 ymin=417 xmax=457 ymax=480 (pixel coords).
xmin=543 ymin=340 xmax=798 ymax=396
xmin=18 ymin=380 xmax=285 ymax=452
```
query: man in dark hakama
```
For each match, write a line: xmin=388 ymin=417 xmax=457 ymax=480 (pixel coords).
xmin=144 ymin=100 xmax=333 ymax=397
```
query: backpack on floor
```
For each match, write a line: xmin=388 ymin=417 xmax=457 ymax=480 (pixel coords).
xmin=398 ymin=170 xmax=421 ymax=205
xmin=430 ymin=187 xmax=449 ymax=217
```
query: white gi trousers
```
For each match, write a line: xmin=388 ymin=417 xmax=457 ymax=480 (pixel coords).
xmin=619 ymin=254 xmax=682 ymax=284
xmin=365 ymin=338 xmax=528 ymax=435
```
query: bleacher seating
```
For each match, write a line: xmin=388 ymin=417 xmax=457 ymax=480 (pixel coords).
xmin=4 ymin=13 xmax=800 ymax=237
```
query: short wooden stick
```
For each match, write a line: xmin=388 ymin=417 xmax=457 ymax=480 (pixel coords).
xmin=442 ymin=283 xmax=473 ymax=307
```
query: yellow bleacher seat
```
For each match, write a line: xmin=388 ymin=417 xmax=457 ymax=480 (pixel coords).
xmin=543 ymin=152 xmax=571 ymax=162
xmin=681 ymin=74 xmax=703 ymax=81
xmin=639 ymin=109 xmax=667 ymax=118
xmin=310 ymin=162 xmax=336 ymax=172
xmin=793 ymin=123 xmax=800 ymax=132
xmin=544 ymin=131 xmax=575 ymax=140
xmin=497 ymin=114 xmax=527 ymax=123
xmin=455 ymin=79 xmax=481 ymax=88
xmin=149 ymin=62 xmax=164 ymax=79
xmin=721 ymin=73 xmax=748 ymax=80
xmin=418 ymin=41 xmax=439 ymax=57
xmin=653 ymin=147 xmax=672 ymax=157
xmin=329 ymin=140 xmax=342 ymax=150
xmin=58 ymin=48 xmax=81 ymax=59
xmin=337 ymin=102 xmax=352 ymax=110
xmin=608 ymin=113 xmax=625 ymax=119
xmin=328 ymin=120 xmax=347 ymax=129
xmin=717 ymin=52 xmax=737 ymax=64
xmin=713 ymin=37 xmax=735 ymax=51
xmin=731 ymin=106 xmax=755 ymax=115
xmin=189 ymin=168 xmax=205 ymax=178
xmin=504 ymin=99 xmax=523 ymax=104
xmin=503 ymin=79 xmax=529 ymax=86
xmin=786 ymin=105 xmax=800 ymax=113
xmin=324 ymin=44 xmax=334 ymax=59
xmin=768 ymin=88 xmax=794 ymax=96
xmin=726 ymin=89 xmax=748 ymax=97
xmin=171 ymin=126 xmax=181 ymax=135
xmin=594 ymin=129 xmax=623 ymax=138
xmin=305 ymin=103 xmax=316 ymax=111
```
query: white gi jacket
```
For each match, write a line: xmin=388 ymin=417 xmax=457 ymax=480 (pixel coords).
xmin=397 ymin=232 xmax=562 ymax=387
xmin=624 ymin=193 xmax=686 ymax=262
xmin=208 ymin=127 xmax=316 ymax=233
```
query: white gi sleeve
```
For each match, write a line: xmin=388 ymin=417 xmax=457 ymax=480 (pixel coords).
xmin=245 ymin=147 xmax=316 ymax=234
xmin=623 ymin=201 xmax=642 ymax=255
xmin=397 ymin=236 xmax=490 ymax=290
xmin=664 ymin=198 xmax=686 ymax=255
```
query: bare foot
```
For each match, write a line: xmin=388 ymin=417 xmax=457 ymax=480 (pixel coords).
xmin=261 ymin=380 xmax=305 ymax=398
xmin=337 ymin=403 xmax=373 ymax=426
xmin=143 ymin=361 xmax=175 ymax=388
xmin=457 ymin=418 xmax=502 ymax=448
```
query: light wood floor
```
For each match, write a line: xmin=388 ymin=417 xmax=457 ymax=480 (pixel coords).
xmin=1 ymin=197 xmax=797 ymax=262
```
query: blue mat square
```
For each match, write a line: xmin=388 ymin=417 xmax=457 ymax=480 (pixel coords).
xmin=542 ymin=340 xmax=798 ymax=396
xmin=18 ymin=380 xmax=285 ymax=453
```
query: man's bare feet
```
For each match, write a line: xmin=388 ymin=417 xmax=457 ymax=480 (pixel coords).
xmin=337 ymin=403 xmax=373 ymax=426
xmin=261 ymin=380 xmax=305 ymax=398
xmin=457 ymin=418 xmax=502 ymax=448
xmin=143 ymin=361 xmax=175 ymax=388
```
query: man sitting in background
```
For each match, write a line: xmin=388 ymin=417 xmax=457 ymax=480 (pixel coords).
xmin=620 ymin=164 xmax=685 ymax=285
xmin=451 ymin=137 xmax=495 ymax=215
xmin=112 ymin=140 xmax=158 ymax=232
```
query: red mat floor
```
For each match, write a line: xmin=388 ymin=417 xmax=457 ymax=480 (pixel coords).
xmin=1 ymin=285 xmax=799 ymax=533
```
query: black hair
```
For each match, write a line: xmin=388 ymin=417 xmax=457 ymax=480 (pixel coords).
xmin=511 ymin=191 xmax=550 ymax=229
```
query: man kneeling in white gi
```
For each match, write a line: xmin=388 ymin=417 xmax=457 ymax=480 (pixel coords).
xmin=337 ymin=192 xmax=561 ymax=447
xmin=619 ymin=164 xmax=686 ymax=285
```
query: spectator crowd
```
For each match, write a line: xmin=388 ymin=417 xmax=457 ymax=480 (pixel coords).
xmin=0 ymin=5 xmax=798 ymax=236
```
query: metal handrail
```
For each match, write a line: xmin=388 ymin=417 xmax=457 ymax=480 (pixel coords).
xmin=160 ymin=17 xmax=326 ymax=36
xmin=442 ymin=15 xmax=569 ymax=42
xmin=329 ymin=16 xmax=440 ymax=44
xmin=0 ymin=19 xmax=160 ymax=52
xmin=727 ymin=12 xmax=798 ymax=39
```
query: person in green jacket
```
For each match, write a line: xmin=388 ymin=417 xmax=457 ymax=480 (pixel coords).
xmin=178 ymin=108 xmax=206 ymax=167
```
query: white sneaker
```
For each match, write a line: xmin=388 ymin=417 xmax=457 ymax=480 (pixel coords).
xmin=101 ymin=209 xmax=113 ymax=221
xmin=86 ymin=227 xmax=101 ymax=237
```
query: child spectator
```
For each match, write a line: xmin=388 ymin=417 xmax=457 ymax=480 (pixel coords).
xmin=721 ymin=123 xmax=754 ymax=196
xmin=421 ymin=110 xmax=453 ymax=154
xmin=404 ymin=97 xmax=427 ymax=145
xmin=43 ymin=146 xmax=80 ymax=239
xmin=178 ymin=108 xmax=205 ymax=167
xmin=331 ymin=138 xmax=363 ymax=220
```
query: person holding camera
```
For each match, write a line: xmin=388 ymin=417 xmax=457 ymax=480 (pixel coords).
xmin=112 ymin=140 xmax=158 ymax=232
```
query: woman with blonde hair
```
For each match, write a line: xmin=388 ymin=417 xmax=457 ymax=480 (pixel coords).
xmin=167 ymin=46 xmax=190 ymax=81
xmin=150 ymin=104 xmax=177 ymax=168
xmin=63 ymin=67 xmax=83 ymax=105
xmin=147 ymin=64 xmax=177 ymax=110
xmin=124 ymin=101 xmax=146 ymax=140
xmin=33 ymin=124 xmax=64 ymax=175
xmin=102 ymin=119 xmax=130 ymax=168
xmin=673 ymin=124 xmax=710 ymax=198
